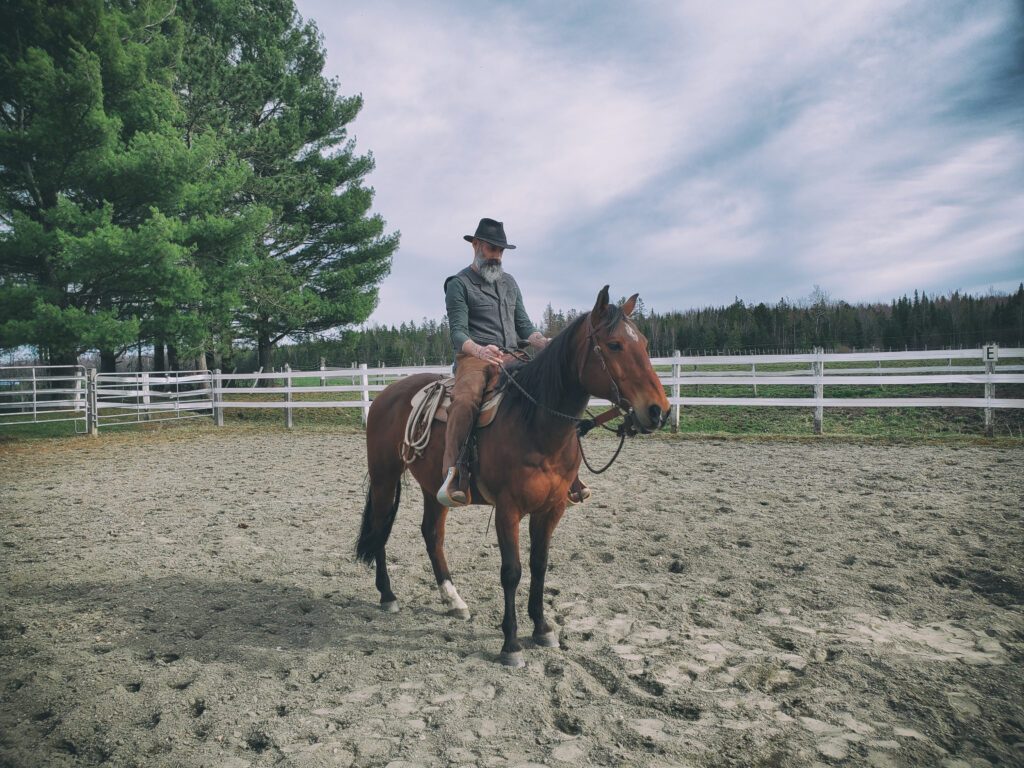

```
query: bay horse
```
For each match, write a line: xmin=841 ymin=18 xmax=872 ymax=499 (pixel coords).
xmin=356 ymin=286 xmax=670 ymax=667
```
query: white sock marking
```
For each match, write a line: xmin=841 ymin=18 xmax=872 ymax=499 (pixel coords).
xmin=438 ymin=580 xmax=468 ymax=611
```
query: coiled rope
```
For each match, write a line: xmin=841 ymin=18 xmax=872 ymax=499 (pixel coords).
xmin=401 ymin=380 xmax=448 ymax=464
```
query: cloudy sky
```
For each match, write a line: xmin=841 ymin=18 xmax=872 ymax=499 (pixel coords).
xmin=296 ymin=0 xmax=1023 ymax=328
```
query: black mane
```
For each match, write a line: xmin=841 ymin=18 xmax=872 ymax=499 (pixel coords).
xmin=504 ymin=305 xmax=625 ymax=424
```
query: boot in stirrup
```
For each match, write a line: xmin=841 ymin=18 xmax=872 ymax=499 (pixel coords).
xmin=437 ymin=467 xmax=469 ymax=508
xmin=567 ymin=476 xmax=591 ymax=507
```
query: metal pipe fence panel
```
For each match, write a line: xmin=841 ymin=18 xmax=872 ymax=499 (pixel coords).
xmin=95 ymin=370 xmax=213 ymax=427
xmin=0 ymin=365 xmax=87 ymax=429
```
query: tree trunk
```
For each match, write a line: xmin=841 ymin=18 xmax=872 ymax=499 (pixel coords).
xmin=99 ymin=349 xmax=118 ymax=373
xmin=154 ymin=340 xmax=166 ymax=371
xmin=167 ymin=343 xmax=179 ymax=372
xmin=258 ymin=330 xmax=273 ymax=385
xmin=49 ymin=349 xmax=80 ymax=368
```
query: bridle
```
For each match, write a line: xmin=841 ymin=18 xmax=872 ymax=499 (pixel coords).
xmin=580 ymin=314 xmax=641 ymax=437
xmin=498 ymin=314 xmax=640 ymax=474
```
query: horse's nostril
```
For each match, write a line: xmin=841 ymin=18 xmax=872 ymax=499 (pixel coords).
xmin=648 ymin=404 xmax=663 ymax=425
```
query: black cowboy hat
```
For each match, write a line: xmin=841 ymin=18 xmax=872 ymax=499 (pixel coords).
xmin=464 ymin=217 xmax=516 ymax=250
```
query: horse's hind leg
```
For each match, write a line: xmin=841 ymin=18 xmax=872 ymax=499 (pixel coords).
xmin=356 ymin=471 xmax=403 ymax=612
xmin=421 ymin=493 xmax=470 ymax=619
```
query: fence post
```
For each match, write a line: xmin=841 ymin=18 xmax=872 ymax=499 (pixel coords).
xmin=284 ymin=363 xmax=293 ymax=428
xmin=813 ymin=347 xmax=824 ymax=435
xmin=31 ymin=366 xmax=37 ymax=422
xmin=75 ymin=371 xmax=84 ymax=416
xmin=671 ymin=350 xmax=681 ymax=432
xmin=983 ymin=344 xmax=997 ymax=437
xmin=360 ymin=363 xmax=370 ymax=426
xmin=320 ymin=357 xmax=326 ymax=387
xmin=141 ymin=371 xmax=151 ymax=421
xmin=86 ymin=368 xmax=98 ymax=436
xmin=752 ymin=362 xmax=757 ymax=398
xmin=212 ymin=369 xmax=224 ymax=426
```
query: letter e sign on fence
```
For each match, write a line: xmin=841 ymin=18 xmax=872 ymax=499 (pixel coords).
xmin=983 ymin=344 xmax=998 ymax=363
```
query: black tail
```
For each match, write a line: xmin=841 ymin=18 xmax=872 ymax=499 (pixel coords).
xmin=355 ymin=482 xmax=402 ymax=565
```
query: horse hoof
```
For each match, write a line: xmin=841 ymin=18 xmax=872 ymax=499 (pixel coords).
xmin=499 ymin=651 xmax=525 ymax=668
xmin=380 ymin=600 xmax=399 ymax=613
xmin=533 ymin=632 xmax=559 ymax=648
xmin=446 ymin=607 xmax=471 ymax=620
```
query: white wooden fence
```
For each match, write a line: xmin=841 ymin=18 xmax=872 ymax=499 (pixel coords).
xmin=3 ymin=347 xmax=1022 ymax=435
xmin=662 ymin=346 xmax=1023 ymax=433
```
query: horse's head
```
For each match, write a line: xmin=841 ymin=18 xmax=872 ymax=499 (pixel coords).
xmin=579 ymin=286 xmax=670 ymax=433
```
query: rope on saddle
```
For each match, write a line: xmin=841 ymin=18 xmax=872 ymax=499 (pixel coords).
xmin=401 ymin=380 xmax=448 ymax=464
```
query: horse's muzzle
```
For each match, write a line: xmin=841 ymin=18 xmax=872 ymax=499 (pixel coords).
xmin=630 ymin=403 xmax=667 ymax=434
xmin=650 ymin=404 xmax=668 ymax=428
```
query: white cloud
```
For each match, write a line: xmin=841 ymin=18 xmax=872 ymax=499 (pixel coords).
xmin=796 ymin=131 xmax=1024 ymax=299
xmin=297 ymin=0 xmax=1023 ymax=328
xmin=306 ymin=0 xmax=684 ymax=324
xmin=639 ymin=180 xmax=768 ymax=269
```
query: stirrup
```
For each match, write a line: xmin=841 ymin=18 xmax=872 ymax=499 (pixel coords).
xmin=437 ymin=467 xmax=469 ymax=508
xmin=567 ymin=479 xmax=591 ymax=507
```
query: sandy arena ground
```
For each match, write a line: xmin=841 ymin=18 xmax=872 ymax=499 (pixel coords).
xmin=1 ymin=429 xmax=1022 ymax=767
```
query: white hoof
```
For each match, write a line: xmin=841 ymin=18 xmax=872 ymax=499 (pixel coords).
xmin=446 ymin=607 xmax=471 ymax=620
xmin=379 ymin=600 xmax=399 ymax=613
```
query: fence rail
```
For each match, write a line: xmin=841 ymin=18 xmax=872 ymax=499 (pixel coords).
xmin=0 ymin=365 xmax=87 ymax=429
xmin=660 ymin=346 xmax=1022 ymax=433
xmin=2 ymin=346 xmax=1022 ymax=435
xmin=94 ymin=370 xmax=213 ymax=428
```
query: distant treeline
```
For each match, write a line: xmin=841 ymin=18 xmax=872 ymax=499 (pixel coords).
xmin=245 ymin=286 xmax=1024 ymax=370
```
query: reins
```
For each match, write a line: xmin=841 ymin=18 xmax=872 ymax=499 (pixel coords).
xmin=498 ymin=315 xmax=638 ymax=476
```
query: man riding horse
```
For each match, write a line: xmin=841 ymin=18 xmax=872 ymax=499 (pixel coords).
xmin=437 ymin=217 xmax=590 ymax=508
xmin=360 ymin=260 xmax=668 ymax=664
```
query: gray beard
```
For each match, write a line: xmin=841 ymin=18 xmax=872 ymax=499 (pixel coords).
xmin=474 ymin=253 xmax=504 ymax=284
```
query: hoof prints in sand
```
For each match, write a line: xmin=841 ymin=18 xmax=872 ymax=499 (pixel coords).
xmin=0 ymin=433 xmax=1022 ymax=766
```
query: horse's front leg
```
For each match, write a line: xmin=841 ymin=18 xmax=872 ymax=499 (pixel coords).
xmin=495 ymin=507 xmax=524 ymax=667
xmin=421 ymin=492 xmax=470 ymax=619
xmin=528 ymin=509 xmax=563 ymax=648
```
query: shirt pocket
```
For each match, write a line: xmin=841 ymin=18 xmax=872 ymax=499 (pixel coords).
xmin=499 ymin=290 xmax=514 ymax=314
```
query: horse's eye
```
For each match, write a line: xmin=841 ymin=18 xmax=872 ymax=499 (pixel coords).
xmin=607 ymin=341 xmax=623 ymax=352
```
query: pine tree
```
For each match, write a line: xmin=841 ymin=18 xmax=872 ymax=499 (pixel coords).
xmin=177 ymin=0 xmax=399 ymax=371
xmin=0 ymin=0 xmax=262 ymax=370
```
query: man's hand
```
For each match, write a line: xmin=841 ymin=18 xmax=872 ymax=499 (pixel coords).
xmin=463 ymin=340 xmax=503 ymax=365
xmin=528 ymin=332 xmax=550 ymax=350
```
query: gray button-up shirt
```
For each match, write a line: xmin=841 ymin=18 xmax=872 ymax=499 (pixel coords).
xmin=444 ymin=267 xmax=539 ymax=354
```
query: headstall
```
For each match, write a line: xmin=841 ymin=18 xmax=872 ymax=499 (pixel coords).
xmin=497 ymin=314 xmax=638 ymax=476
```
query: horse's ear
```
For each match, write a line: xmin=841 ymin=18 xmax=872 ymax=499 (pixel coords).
xmin=622 ymin=294 xmax=639 ymax=317
xmin=591 ymin=285 xmax=610 ymax=322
